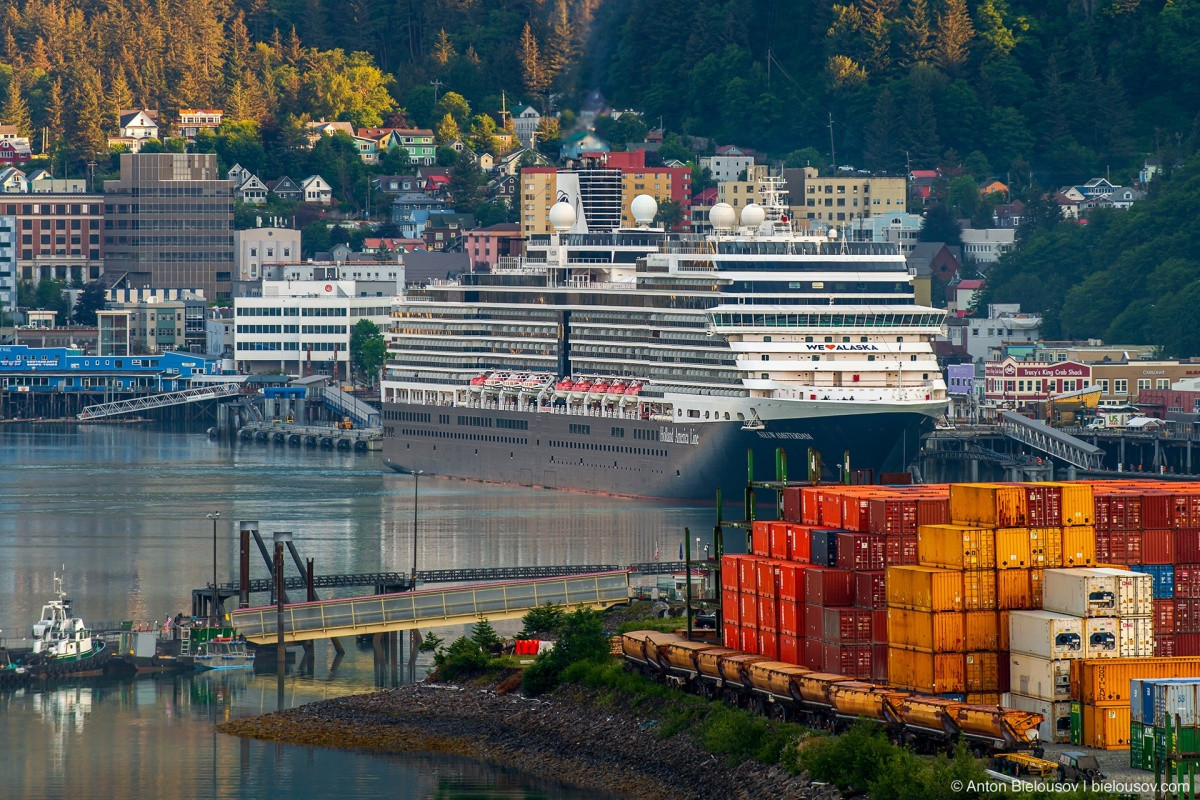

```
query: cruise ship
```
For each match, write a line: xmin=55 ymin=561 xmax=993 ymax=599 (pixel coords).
xmin=380 ymin=177 xmax=948 ymax=500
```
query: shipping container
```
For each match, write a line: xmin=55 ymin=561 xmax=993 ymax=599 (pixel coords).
xmin=836 ymin=531 xmax=887 ymax=572
xmin=810 ymin=529 xmax=840 ymax=568
xmin=1176 ymin=565 xmax=1200 ymax=599
xmin=1025 ymin=484 xmax=1063 ymax=528
xmin=722 ymin=588 xmax=740 ymax=625
xmin=1117 ymin=617 xmax=1155 ymax=658
xmin=1154 ymin=598 xmax=1176 ymax=631
xmin=823 ymin=642 xmax=872 ymax=678
xmin=805 ymin=567 xmax=855 ymax=606
xmin=819 ymin=493 xmax=843 ymax=529
xmin=885 ymin=565 xmax=963 ymax=612
xmin=996 ymin=568 xmax=1034 ymax=610
xmin=800 ymin=487 xmax=823 ymax=525
xmin=963 ymin=569 xmax=999 ymax=611
xmin=1031 ymin=568 xmax=1045 ymax=608
xmin=1043 ymin=568 xmax=1119 ymax=617
xmin=780 ymin=598 xmax=801 ymax=636
xmin=854 ymin=570 xmax=887 ymax=609
xmin=758 ymin=630 xmax=779 ymax=660
xmin=751 ymin=521 xmax=771 ymax=557
xmin=1175 ymin=530 xmax=1200 ymax=565
xmin=723 ymin=621 xmax=739 ymax=649
xmin=1148 ymin=679 xmax=1200 ymax=728
xmin=1157 ymin=635 xmax=1177 ymax=657
xmin=949 ymin=483 xmax=1028 ymax=527
xmin=1029 ymin=527 xmax=1063 ymax=569
xmin=1093 ymin=567 xmax=1154 ymax=617
xmin=1007 ymin=610 xmax=1084 ymax=659
xmin=1095 ymin=490 xmax=1142 ymax=531
xmin=758 ymin=594 xmax=779 ymax=632
xmin=1143 ymin=528 xmax=1175 ymax=564
xmin=964 ymin=610 xmax=1000 ymax=651
xmin=802 ymin=636 xmax=823 ymax=670
xmin=868 ymin=497 xmax=917 ymax=536
xmin=768 ymin=522 xmax=790 ymax=560
xmin=721 ymin=554 xmax=745 ymax=591
xmin=1179 ymin=633 xmax=1200 ymax=656
xmin=738 ymin=557 xmax=758 ymax=595
xmin=1061 ymin=526 xmax=1097 ymax=567
xmin=1009 ymin=653 xmax=1072 ymax=701
xmin=841 ymin=494 xmax=875 ymax=534
xmin=780 ymin=633 xmax=800 ymax=665
xmin=1108 ymin=529 xmax=1142 ymax=566
xmin=777 ymin=563 xmax=799 ymax=602
xmin=871 ymin=643 xmax=889 ymax=683
xmin=1048 ymin=482 xmax=1094 ymax=527
xmin=995 ymin=528 xmax=1033 ymax=570
xmin=755 ymin=560 xmax=779 ymax=598
xmin=887 ymin=608 xmax=965 ymax=651
xmin=740 ymin=593 xmax=759 ymax=630
xmin=998 ymin=610 xmax=1010 ymax=652
xmin=804 ymin=603 xmax=824 ymax=639
xmin=966 ymin=692 xmax=1003 ymax=705
xmin=1177 ymin=599 xmax=1200 ymax=634
xmin=917 ymin=524 xmax=995 ymax=570
xmin=887 ymin=647 xmax=966 ymax=694
xmin=1075 ymin=657 xmax=1200 ymax=703
xmin=1003 ymin=692 xmax=1073 ymax=743
xmin=965 ymin=651 xmax=1000 ymax=692
xmin=823 ymin=607 xmax=872 ymax=644
xmin=885 ymin=535 xmax=919 ymax=565
xmin=782 ymin=486 xmax=802 ymax=523
xmin=1083 ymin=702 xmax=1130 ymax=749
xmin=916 ymin=496 xmax=951 ymax=528
xmin=740 ymin=626 xmax=757 ymax=653
xmin=1131 ymin=564 xmax=1175 ymax=600
xmin=1084 ymin=617 xmax=1120 ymax=658
xmin=790 ymin=525 xmax=812 ymax=564
xmin=1143 ymin=492 xmax=1174 ymax=530
xmin=871 ymin=608 xmax=888 ymax=643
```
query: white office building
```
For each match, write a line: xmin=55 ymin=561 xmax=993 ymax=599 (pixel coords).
xmin=960 ymin=228 xmax=1017 ymax=265
xmin=0 ymin=215 xmax=15 ymax=315
xmin=233 ymin=280 xmax=392 ymax=376
xmin=235 ymin=226 xmax=302 ymax=281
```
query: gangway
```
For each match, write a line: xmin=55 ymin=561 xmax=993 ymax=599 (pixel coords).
xmin=229 ymin=571 xmax=630 ymax=645
xmin=320 ymin=385 xmax=380 ymax=428
xmin=77 ymin=383 xmax=243 ymax=420
xmin=998 ymin=410 xmax=1105 ymax=470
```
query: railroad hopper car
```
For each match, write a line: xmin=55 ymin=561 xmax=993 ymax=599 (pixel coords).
xmin=621 ymin=630 xmax=1043 ymax=755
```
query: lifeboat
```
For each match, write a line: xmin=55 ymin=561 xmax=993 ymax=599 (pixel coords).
xmin=483 ymin=373 xmax=508 ymax=392
xmin=620 ymin=382 xmax=643 ymax=405
xmin=569 ymin=378 xmax=593 ymax=402
xmin=522 ymin=374 xmax=547 ymax=389
xmin=468 ymin=374 xmax=488 ymax=393
xmin=587 ymin=379 xmax=610 ymax=401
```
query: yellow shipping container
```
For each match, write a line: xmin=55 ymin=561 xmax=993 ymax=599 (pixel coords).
xmin=1031 ymin=568 xmax=1044 ymax=607
xmin=1073 ymin=657 xmax=1200 ymax=703
xmin=998 ymin=610 xmax=1010 ymax=651
xmin=1028 ymin=527 xmax=1063 ymax=568
xmin=995 ymin=528 xmax=1033 ymax=569
xmin=1048 ymin=482 xmax=1095 ymax=527
xmin=888 ymin=608 xmax=965 ymax=652
xmin=1061 ymin=526 xmax=1097 ymax=566
xmin=887 ymin=646 xmax=966 ymax=694
xmin=964 ymin=610 xmax=1000 ymax=651
xmin=996 ymin=568 xmax=1035 ymax=610
xmin=965 ymin=651 xmax=1001 ymax=692
xmin=966 ymin=692 xmax=1002 ymax=705
xmin=917 ymin=524 xmax=996 ymax=570
xmin=949 ymin=483 xmax=1028 ymax=527
xmin=886 ymin=565 xmax=964 ymax=612
xmin=1082 ymin=702 xmax=1130 ymax=750
xmin=963 ymin=569 xmax=998 ymax=610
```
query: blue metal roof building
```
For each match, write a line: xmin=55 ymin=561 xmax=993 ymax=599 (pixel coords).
xmin=0 ymin=346 xmax=219 ymax=393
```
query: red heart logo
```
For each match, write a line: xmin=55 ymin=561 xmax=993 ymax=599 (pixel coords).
xmin=825 ymin=344 xmax=835 ymax=350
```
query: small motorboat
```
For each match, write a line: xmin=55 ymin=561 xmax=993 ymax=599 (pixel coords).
xmin=193 ymin=637 xmax=255 ymax=671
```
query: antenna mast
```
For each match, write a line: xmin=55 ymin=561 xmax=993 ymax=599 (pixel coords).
xmin=828 ymin=113 xmax=836 ymax=171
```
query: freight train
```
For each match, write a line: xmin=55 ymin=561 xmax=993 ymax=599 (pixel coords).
xmin=620 ymin=630 xmax=1045 ymax=755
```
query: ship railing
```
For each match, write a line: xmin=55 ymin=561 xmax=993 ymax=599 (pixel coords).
xmin=773 ymin=386 xmax=943 ymax=403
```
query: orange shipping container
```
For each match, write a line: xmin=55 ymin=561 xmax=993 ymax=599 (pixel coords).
xmin=790 ymin=525 xmax=813 ymax=564
xmin=1028 ymin=527 xmax=1063 ymax=568
xmin=887 ymin=608 xmax=965 ymax=651
xmin=778 ymin=563 xmax=800 ymax=602
xmin=963 ymin=570 xmax=998 ymax=611
xmin=917 ymin=524 xmax=996 ymax=570
xmin=738 ymin=557 xmax=758 ymax=594
xmin=1061 ymin=526 xmax=1097 ymax=567
xmin=964 ymin=610 xmax=1000 ymax=651
xmin=964 ymin=651 xmax=1000 ymax=692
xmin=800 ymin=487 xmax=823 ymax=525
xmin=1049 ymin=482 xmax=1095 ymax=527
xmin=996 ymin=569 xmax=1035 ymax=610
xmin=722 ymin=589 xmax=739 ymax=625
xmin=1074 ymin=656 xmax=1200 ymax=703
xmin=755 ymin=560 xmax=779 ymax=597
xmin=994 ymin=528 xmax=1033 ymax=569
xmin=887 ymin=647 xmax=966 ymax=694
xmin=1082 ymin=702 xmax=1130 ymax=750
xmin=751 ymin=520 xmax=771 ymax=556
xmin=949 ymin=483 xmax=1028 ymax=527
xmin=966 ymin=692 xmax=1002 ymax=705
xmin=740 ymin=593 xmax=759 ymax=629
xmin=768 ymin=522 xmax=790 ymax=560
xmin=1031 ymin=568 xmax=1044 ymax=607
xmin=886 ymin=565 xmax=964 ymax=611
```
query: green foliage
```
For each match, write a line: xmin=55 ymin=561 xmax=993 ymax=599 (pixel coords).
xmin=517 ymin=602 xmax=564 ymax=638
xmin=20 ymin=279 xmax=70 ymax=323
xmin=468 ymin=617 xmax=502 ymax=653
xmin=520 ymin=607 xmax=609 ymax=696
xmin=349 ymin=318 xmax=386 ymax=386
xmin=432 ymin=635 xmax=488 ymax=680
xmin=71 ymin=281 xmax=106 ymax=325
xmin=614 ymin=618 xmax=682 ymax=634
xmin=418 ymin=631 xmax=444 ymax=653
xmin=919 ymin=205 xmax=962 ymax=245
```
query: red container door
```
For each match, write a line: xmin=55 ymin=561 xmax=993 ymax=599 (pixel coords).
xmin=758 ymin=630 xmax=779 ymax=660
xmin=855 ymin=570 xmax=887 ymax=609
xmin=723 ymin=621 xmax=739 ymax=649
xmin=885 ymin=535 xmax=919 ymax=566
xmin=1143 ymin=528 xmax=1174 ymax=564
xmin=802 ymin=637 xmax=823 ymax=669
xmin=779 ymin=633 xmax=800 ymax=665
xmin=751 ymin=521 xmax=770 ymax=556
xmin=806 ymin=568 xmax=855 ymax=606
xmin=1175 ymin=530 xmax=1200 ymax=564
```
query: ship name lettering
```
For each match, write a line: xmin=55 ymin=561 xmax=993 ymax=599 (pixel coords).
xmin=804 ymin=344 xmax=879 ymax=352
xmin=757 ymin=432 xmax=814 ymax=440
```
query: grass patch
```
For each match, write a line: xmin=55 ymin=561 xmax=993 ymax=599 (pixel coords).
xmin=614 ymin=618 xmax=687 ymax=634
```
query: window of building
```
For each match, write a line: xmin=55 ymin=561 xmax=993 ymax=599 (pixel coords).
xmin=1158 ymin=379 xmax=1170 ymax=389
xmin=1115 ymin=379 xmax=1128 ymax=394
xmin=1137 ymin=378 xmax=1151 ymax=391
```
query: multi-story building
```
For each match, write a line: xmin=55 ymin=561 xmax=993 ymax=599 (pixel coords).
xmin=0 ymin=214 xmax=14 ymax=314
xmin=717 ymin=165 xmax=770 ymax=215
xmin=232 ymin=280 xmax=393 ymax=376
xmin=849 ymin=211 xmax=925 ymax=255
xmin=519 ymin=150 xmax=690 ymax=237
xmin=1090 ymin=362 xmax=1200 ymax=405
xmin=700 ymin=146 xmax=754 ymax=183
xmin=383 ymin=129 xmax=436 ymax=166
xmin=0 ymin=188 xmax=105 ymax=285
xmin=463 ymin=223 xmax=522 ymax=272
xmin=106 ymin=287 xmax=207 ymax=353
xmin=782 ymin=167 xmax=906 ymax=226
xmin=983 ymin=357 xmax=1091 ymax=405
xmin=176 ymin=109 xmax=223 ymax=141
xmin=948 ymin=303 xmax=1042 ymax=364
xmin=235 ymin=227 xmax=302 ymax=282
xmin=960 ymin=228 xmax=1016 ymax=264
xmin=97 ymin=298 xmax=187 ymax=356
xmin=103 ymin=153 xmax=235 ymax=303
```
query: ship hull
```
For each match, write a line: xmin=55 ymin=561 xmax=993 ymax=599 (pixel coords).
xmin=382 ymin=401 xmax=933 ymax=500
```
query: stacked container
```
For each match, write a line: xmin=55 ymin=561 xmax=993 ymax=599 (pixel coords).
xmin=1003 ymin=610 xmax=1084 ymax=742
xmin=1130 ymin=678 xmax=1200 ymax=772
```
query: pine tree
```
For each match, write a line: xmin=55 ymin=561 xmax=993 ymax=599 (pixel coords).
xmin=2 ymin=72 xmax=34 ymax=139
xmin=285 ymin=26 xmax=304 ymax=66
xmin=545 ymin=0 xmax=574 ymax=84
xmin=226 ymin=11 xmax=252 ymax=91
xmin=1040 ymin=54 xmax=1071 ymax=147
xmin=108 ymin=70 xmax=134 ymax=121
xmin=433 ymin=28 xmax=456 ymax=68
xmin=70 ymin=69 xmax=109 ymax=159
xmin=901 ymin=0 xmax=935 ymax=65
xmin=44 ymin=78 xmax=65 ymax=155
xmin=935 ymin=0 xmax=975 ymax=69
xmin=864 ymin=88 xmax=901 ymax=172
xmin=519 ymin=22 xmax=549 ymax=109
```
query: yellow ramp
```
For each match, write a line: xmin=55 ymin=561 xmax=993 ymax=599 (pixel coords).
xmin=230 ymin=571 xmax=631 ymax=645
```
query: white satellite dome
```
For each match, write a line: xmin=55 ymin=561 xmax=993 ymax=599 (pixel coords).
xmin=548 ymin=201 xmax=576 ymax=231
xmin=630 ymin=194 xmax=658 ymax=226
xmin=827 ymin=226 xmax=839 ymax=239
xmin=709 ymin=202 xmax=736 ymax=230
xmin=740 ymin=203 xmax=766 ymax=229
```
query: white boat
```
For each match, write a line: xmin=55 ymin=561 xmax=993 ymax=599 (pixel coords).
xmin=29 ymin=574 xmax=109 ymax=676
xmin=193 ymin=637 xmax=255 ymax=671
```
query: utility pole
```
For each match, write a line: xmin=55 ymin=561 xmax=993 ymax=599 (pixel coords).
xmin=430 ymin=79 xmax=443 ymax=107
xmin=827 ymin=113 xmax=836 ymax=171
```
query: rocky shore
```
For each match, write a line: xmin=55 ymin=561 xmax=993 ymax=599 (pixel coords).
xmin=218 ymin=676 xmax=838 ymax=800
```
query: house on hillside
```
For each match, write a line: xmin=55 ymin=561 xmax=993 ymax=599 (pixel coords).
xmin=992 ymin=200 xmax=1025 ymax=229
xmin=422 ymin=211 xmax=475 ymax=251
xmin=979 ymin=179 xmax=1009 ymax=198
xmin=269 ymin=176 xmax=303 ymax=202
xmin=494 ymin=148 xmax=549 ymax=177
xmin=301 ymin=175 xmax=333 ymax=205
xmin=236 ymin=174 xmax=268 ymax=205
xmin=109 ymin=109 xmax=160 ymax=152
xmin=227 ymin=163 xmax=252 ymax=187
xmin=0 ymin=166 xmax=27 ymax=193
xmin=909 ymin=169 xmax=941 ymax=204
xmin=0 ymin=139 xmax=31 ymax=166
xmin=352 ymin=135 xmax=379 ymax=164
xmin=513 ymin=106 xmax=541 ymax=148
xmin=375 ymin=129 xmax=436 ymax=166
xmin=486 ymin=174 xmax=518 ymax=206
xmin=1054 ymin=191 xmax=1083 ymax=220
xmin=305 ymin=119 xmax=354 ymax=146
xmin=372 ymin=175 xmax=419 ymax=194
xmin=177 ymin=108 xmax=223 ymax=140
xmin=700 ymin=146 xmax=755 ymax=183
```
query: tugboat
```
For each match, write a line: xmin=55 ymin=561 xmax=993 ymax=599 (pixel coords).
xmin=192 ymin=636 xmax=255 ymax=671
xmin=27 ymin=574 xmax=110 ymax=678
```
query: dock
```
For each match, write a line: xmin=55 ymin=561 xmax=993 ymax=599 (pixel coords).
xmin=235 ymin=422 xmax=381 ymax=451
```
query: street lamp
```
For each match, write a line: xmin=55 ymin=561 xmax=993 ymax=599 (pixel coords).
xmin=206 ymin=511 xmax=220 ymax=625
xmin=411 ymin=470 xmax=424 ymax=588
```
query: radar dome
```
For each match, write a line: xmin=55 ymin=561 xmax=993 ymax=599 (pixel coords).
xmin=548 ymin=201 xmax=576 ymax=231
xmin=630 ymin=194 xmax=658 ymax=225
xmin=827 ymin=227 xmax=839 ymax=239
xmin=740 ymin=203 xmax=766 ymax=229
xmin=709 ymin=202 xmax=736 ymax=230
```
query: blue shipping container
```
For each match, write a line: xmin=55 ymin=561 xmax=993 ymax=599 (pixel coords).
xmin=810 ymin=529 xmax=840 ymax=568
xmin=1132 ymin=564 xmax=1175 ymax=599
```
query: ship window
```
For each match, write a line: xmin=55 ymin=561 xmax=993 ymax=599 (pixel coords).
xmin=861 ymin=337 xmax=868 ymax=342
xmin=761 ymin=373 xmax=769 ymax=379
xmin=897 ymin=337 xmax=904 ymax=342
xmin=824 ymin=336 xmax=833 ymax=342
xmin=688 ymin=409 xmax=700 ymax=418
xmin=868 ymin=355 xmax=875 ymax=361
xmin=842 ymin=337 xmax=850 ymax=342
xmin=911 ymin=355 xmax=917 ymax=361
xmin=812 ymin=356 xmax=820 ymax=361
xmin=761 ymin=354 xmax=769 ymax=360
xmin=724 ymin=412 xmax=730 ymax=420
xmin=704 ymin=411 xmax=710 ymax=418
xmin=805 ymin=337 xmax=813 ymax=342
xmin=763 ymin=336 xmax=772 ymax=342
xmin=924 ymin=374 xmax=929 ymax=380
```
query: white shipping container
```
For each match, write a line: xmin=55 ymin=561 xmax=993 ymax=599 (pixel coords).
xmin=1083 ymin=616 xmax=1119 ymax=658
xmin=1002 ymin=692 xmax=1072 ymax=743
xmin=1009 ymin=653 xmax=1072 ymax=701
xmin=1042 ymin=568 xmax=1119 ymax=617
xmin=1131 ymin=678 xmax=1146 ymax=723
xmin=1154 ymin=680 xmax=1200 ymax=728
xmin=1118 ymin=616 xmax=1155 ymax=658
xmin=1092 ymin=567 xmax=1153 ymax=617
xmin=1007 ymin=609 xmax=1084 ymax=659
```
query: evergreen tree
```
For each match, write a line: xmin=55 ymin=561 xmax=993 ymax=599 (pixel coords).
xmin=432 ymin=28 xmax=455 ymax=68
xmin=545 ymin=0 xmax=575 ymax=86
xmin=2 ymin=71 xmax=33 ymax=139
xmin=69 ymin=69 xmax=108 ymax=159
xmin=44 ymin=78 xmax=65 ymax=157
xmin=864 ymin=88 xmax=901 ymax=172
xmin=519 ymin=22 xmax=548 ymax=109
xmin=1040 ymin=55 xmax=1072 ymax=147
xmin=935 ymin=0 xmax=975 ymax=69
xmin=900 ymin=0 xmax=935 ymax=65
xmin=975 ymin=0 xmax=1015 ymax=58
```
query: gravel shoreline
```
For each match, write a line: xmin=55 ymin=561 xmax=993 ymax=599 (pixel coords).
xmin=218 ymin=678 xmax=837 ymax=800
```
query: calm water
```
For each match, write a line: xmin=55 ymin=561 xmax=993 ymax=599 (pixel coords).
xmin=0 ymin=425 xmax=717 ymax=800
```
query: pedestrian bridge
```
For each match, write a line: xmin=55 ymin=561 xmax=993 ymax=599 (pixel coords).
xmin=229 ymin=571 xmax=631 ymax=645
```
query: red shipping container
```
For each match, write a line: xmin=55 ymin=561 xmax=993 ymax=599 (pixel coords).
xmin=782 ymin=486 xmax=802 ymax=523
xmin=916 ymin=497 xmax=950 ymax=528
xmin=740 ymin=626 xmax=757 ymax=653
xmin=1176 ymin=598 xmax=1200 ymax=633
xmin=738 ymin=557 xmax=758 ymax=594
xmin=806 ymin=567 xmax=855 ymax=606
xmin=1154 ymin=598 xmax=1176 ymax=632
xmin=789 ymin=525 xmax=813 ymax=564
xmin=823 ymin=607 xmax=871 ymax=643
xmin=1094 ymin=531 xmax=1113 ymax=564
xmin=1177 ymin=564 xmax=1200 ymax=599
xmin=871 ymin=608 xmax=888 ymax=642
xmin=722 ymin=588 xmax=740 ymax=625
xmin=854 ymin=570 xmax=887 ymax=609
xmin=740 ymin=593 xmax=759 ymax=628
xmin=1025 ymin=484 xmax=1062 ymax=527
xmin=758 ymin=630 xmax=779 ymax=660
xmin=780 ymin=598 xmax=801 ymax=636
xmin=1143 ymin=528 xmax=1175 ymax=564
xmin=1143 ymin=492 xmax=1173 ymax=529
xmin=1108 ymin=529 xmax=1142 ymax=565
xmin=997 ymin=655 xmax=1011 ymax=694
xmin=1156 ymin=635 xmax=1177 ymax=658
xmin=755 ymin=560 xmax=778 ymax=597
xmin=802 ymin=637 xmax=824 ymax=669
xmin=804 ymin=604 xmax=824 ymax=639
xmin=836 ymin=531 xmax=886 ymax=571
xmin=871 ymin=643 xmax=889 ymax=683
xmin=801 ymin=487 xmax=823 ymax=525
xmin=1095 ymin=491 xmax=1142 ymax=531
xmin=778 ymin=563 xmax=800 ymax=601
xmin=1172 ymin=495 xmax=1192 ymax=529
xmin=758 ymin=594 xmax=778 ymax=632
xmin=1175 ymin=530 xmax=1200 ymax=564
xmin=769 ymin=522 xmax=790 ymax=560
xmin=751 ymin=520 xmax=771 ymax=556
xmin=820 ymin=493 xmax=844 ymax=528
xmin=823 ymin=642 xmax=872 ymax=679
xmin=868 ymin=497 xmax=917 ymax=537
xmin=841 ymin=495 xmax=873 ymax=533
xmin=1178 ymin=633 xmax=1200 ymax=656
xmin=723 ymin=621 xmax=739 ymax=649
xmin=721 ymin=555 xmax=742 ymax=591
xmin=1188 ymin=496 xmax=1200 ymax=528
xmin=780 ymin=633 xmax=800 ymax=665
xmin=885 ymin=535 xmax=919 ymax=565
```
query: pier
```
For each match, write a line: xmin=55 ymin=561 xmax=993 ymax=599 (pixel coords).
xmin=234 ymin=421 xmax=382 ymax=452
